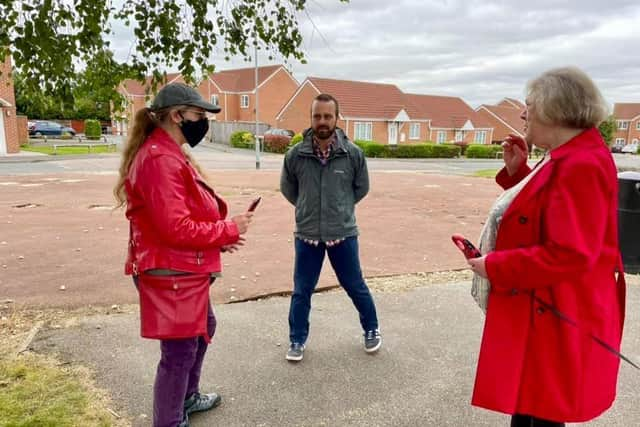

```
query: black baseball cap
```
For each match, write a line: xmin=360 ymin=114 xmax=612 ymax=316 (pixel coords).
xmin=151 ymin=82 xmax=221 ymax=113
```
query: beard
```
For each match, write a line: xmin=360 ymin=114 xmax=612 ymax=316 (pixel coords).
xmin=314 ymin=125 xmax=335 ymax=140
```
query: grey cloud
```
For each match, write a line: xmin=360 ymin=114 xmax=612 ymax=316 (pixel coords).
xmin=106 ymin=0 xmax=640 ymax=107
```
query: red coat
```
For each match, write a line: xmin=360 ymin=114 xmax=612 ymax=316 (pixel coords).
xmin=124 ymin=128 xmax=239 ymax=275
xmin=472 ymin=128 xmax=625 ymax=422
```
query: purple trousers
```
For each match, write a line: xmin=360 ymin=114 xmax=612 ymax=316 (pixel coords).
xmin=152 ymin=301 xmax=217 ymax=427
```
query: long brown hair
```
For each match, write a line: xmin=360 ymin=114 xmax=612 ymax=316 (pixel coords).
xmin=113 ymin=106 xmax=210 ymax=208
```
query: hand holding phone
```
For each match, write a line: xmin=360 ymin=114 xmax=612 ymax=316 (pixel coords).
xmin=451 ymin=233 xmax=482 ymax=259
xmin=247 ymin=196 xmax=261 ymax=212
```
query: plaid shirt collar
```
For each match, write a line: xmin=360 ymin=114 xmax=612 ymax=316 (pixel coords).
xmin=312 ymin=132 xmax=337 ymax=164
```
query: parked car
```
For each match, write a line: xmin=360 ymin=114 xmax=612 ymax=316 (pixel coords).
xmin=28 ymin=121 xmax=76 ymax=137
xmin=611 ymin=143 xmax=624 ymax=153
xmin=621 ymin=143 xmax=638 ymax=154
xmin=264 ymin=128 xmax=295 ymax=138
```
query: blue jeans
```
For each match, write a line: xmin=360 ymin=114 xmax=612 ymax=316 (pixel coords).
xmin=288 ymin=236 xmax=379 ymax=344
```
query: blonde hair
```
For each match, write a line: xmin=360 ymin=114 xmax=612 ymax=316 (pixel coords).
xmin=113 ymin=107 xmax=210 ymax=208
xmin=526 ymin=66 xmax=609 ymax=129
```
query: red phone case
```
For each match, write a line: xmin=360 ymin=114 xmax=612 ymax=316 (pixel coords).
xmin=451 ymin=234 xmax=481 ymax=259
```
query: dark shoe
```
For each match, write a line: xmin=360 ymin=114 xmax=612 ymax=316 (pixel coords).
xmin=184 ymin=392 xmax=222 ymax=416
xmin=364 ymin=329 xmax=382 ymax=353
xmin=285 ymin=342 xmax=305 ymax=362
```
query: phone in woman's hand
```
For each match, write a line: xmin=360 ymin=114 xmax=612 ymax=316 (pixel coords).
xmin=451 ymin=234 xmax=482 ymax=259
xmin=248 ymin=197 xmax=261 ymax=212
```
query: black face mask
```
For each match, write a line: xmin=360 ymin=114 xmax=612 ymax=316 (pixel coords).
xmin=179 ymin=113 xmax=209 ymax=147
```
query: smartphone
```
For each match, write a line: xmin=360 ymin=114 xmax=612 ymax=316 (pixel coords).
xmin=248 ymin=196 xmax=262 ymax=212
xmin=451 ymin=234 xmax=482 ymax=259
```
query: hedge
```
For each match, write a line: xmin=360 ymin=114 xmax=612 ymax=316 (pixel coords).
xmin=465 ymin=144 xmax=504 ymax=158
xmin=263 ymin=135 xmax=290 ymax=153
xmin=230 ymin=131 xmax=255 ymax=149
xmin=354 ymin=140 xmax=460 ymax=158
xmin=84 ymin=119 xmax=101 ymax=139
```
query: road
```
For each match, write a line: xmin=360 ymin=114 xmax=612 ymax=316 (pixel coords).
xmin=0 ymin=141 xmax=524 ymax=176
xmin=3 ymin=141 xmax=639 ymax=176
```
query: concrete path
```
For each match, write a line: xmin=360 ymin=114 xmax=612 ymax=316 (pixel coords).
xmin=32 ymin=282 xmax=640 ymax=426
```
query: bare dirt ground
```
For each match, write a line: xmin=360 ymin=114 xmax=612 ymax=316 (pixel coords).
xmin=0 ymin=170 xmax=501 ymax=310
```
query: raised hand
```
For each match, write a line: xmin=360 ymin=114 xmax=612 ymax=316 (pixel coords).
xmin=502 ymin=134 xmax=528 ymax=176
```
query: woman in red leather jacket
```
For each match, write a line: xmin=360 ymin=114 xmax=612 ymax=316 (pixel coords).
xmin=114 ymin=83 xmax=252 ymax=427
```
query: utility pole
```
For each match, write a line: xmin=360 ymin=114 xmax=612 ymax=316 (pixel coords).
xmin=254 ymin=43 xmax=260 ymax=170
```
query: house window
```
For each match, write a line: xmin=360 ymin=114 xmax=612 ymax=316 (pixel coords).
xmin=636 ymin=122 xmax=640 ymax=130
xmin=240 ymin=95 xmax=249 ymax=109
xmin=454 ymin=130 xmax=466 ymax=142
xmin=616 ymin=138 xmax=625 ymax=145
xmin=354 ymin=122 xmax=373 ymax=141
xmin=437 ymin=131 xmax=446 ymax=144
xmin=211 ymin=95 xmax=219 ymax=106
xmin=618 ymin=120 xmax=629 ymax=130
xmin=474 ymin=131 xmax=486 ymax=144
xmin=409 ymin=123 xmax=420 ymax=140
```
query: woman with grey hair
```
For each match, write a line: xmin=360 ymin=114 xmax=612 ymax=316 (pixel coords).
xmin=468 ymin=67 xmax=625 ymax=426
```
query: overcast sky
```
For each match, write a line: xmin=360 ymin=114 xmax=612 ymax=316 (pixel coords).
xmin=108 ymin=0 xmax=640 ymax=109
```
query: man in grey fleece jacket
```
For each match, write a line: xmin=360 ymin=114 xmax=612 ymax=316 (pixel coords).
xmin=280 ymin=93 xmax=381 ymax=362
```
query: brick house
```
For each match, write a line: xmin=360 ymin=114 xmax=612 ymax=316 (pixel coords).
xmin=0 ymin=54 xmax=19 ymax=154
xmin=277 ymin=77 xmax=410 ymax=143
xmin=497 ymin=97 xmax=525 ymax=110
xmin=276 ymin=77 xmax=493 ymax=145
xmin=113 ymin=65 xmax=297 ymax=135
xmin=197 ymin=64 xmax=298 ymax=126
xmin=113 ymin=73 xmax=184 ymax=135
xmin=404 ymin=94 xmax=494 ymax=145
xmin=475 ymin=98 xmax=525 ymax=143
xmin=612 ymin=103 xmax=640 ymax=147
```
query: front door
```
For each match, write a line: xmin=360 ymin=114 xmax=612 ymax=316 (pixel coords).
xmin=388 ymin=122 xmax=398 ymax=145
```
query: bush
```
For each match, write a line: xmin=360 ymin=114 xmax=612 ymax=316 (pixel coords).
xmin=354 ymin=140 xmax=460 ymax=158
xmin=263 ymin=135 xmax=291 ymax=153
xmin=532 ymin=147 xmax=545 ymax=157
xmin=354 ymin=140 xmax=388 ymax=157
xmin=446 ymin=141 xmax=469 ymax=156
xmin=290 ymin=133 xmax=303 ymax=145
xmin=466 ymin=144 xmax=504 ymax=158
xmin=230 ymin=131 xmax=255 ymax=149
xmin=84 ymin=119 xmax=101 ymax=140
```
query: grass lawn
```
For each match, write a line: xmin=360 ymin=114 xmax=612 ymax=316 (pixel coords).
xmin=20 ymin=144 xmax=116 ymax=156
xmin=0 ymin=308 xmax=129 ymax=426
xmin=0 ymin=355 xmax=117 ymax=427
xmin=473 ymin=169 xmax=499 ymax=178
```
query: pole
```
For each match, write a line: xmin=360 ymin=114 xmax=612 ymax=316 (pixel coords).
xmin=254 ymin=44 xmax=260 ymax=170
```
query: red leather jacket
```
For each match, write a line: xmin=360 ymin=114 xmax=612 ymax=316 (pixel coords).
xmin=124 ymin=128 xmax=239 ymax=275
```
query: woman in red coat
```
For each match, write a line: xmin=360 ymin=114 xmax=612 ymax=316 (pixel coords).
xmin=114 ymin=83 xmax=253 ymax=427
xmin=468 ymin=67 xmax=625 ymax=426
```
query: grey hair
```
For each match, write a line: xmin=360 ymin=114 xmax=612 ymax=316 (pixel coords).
xmin=526 ymin=66 xmax=609 ymax=129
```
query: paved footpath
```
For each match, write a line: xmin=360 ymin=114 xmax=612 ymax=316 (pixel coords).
xmin=33 ymin=282 xmax=640 ymax=427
